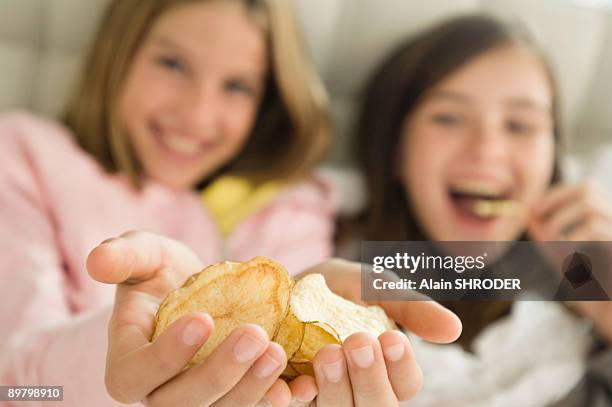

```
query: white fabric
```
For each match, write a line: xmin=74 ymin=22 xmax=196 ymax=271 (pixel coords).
xmin=406 ymin=301 xmax=593 ymax=407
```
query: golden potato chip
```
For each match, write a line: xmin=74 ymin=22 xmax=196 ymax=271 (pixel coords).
xmin=273 ymin=310 xmax=305 ymax=361
xmin=289 ymin=274 xmax=396 ymax=343
xmin=291 ymin=321 xmax=341 ymax=363
xmin=152 ymin=257 xmax=292 ymax=367
xmin=290 ymin=361 xmax=315 ymax=377
xmin=281 ymin=363 xmax=299 ymax=379
xmin=472 ymin=199 xmax=523 ymax=218
xmin=152 ymin=258 xmax=396 ymax=377
xmin=279 ymin=274 xmax=395 ymax=376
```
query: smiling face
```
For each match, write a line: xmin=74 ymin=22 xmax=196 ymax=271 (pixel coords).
xmin=400 ymin=45 xmax=556 ymax=241
xmin=118 ymin=1 xmax=267 ymax=189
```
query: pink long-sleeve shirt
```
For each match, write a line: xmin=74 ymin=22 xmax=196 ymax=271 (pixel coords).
xmin=0 ymin=111 xmax=336 ymax=406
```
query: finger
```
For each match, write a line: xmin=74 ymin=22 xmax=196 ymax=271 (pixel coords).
xmin=533 ymin=183 xmax=588 ymax=219
xmin=106 ymin=312 xmax=213 ymax=404
xmin=343 ymin=333 xmax=397 ymax=407
xmin=313 ymin=344 xmax=353 ymax=407
xmin=258 ymin=379 xmax=292 ymax=407
xmin=87 ymin=231 xmax=202 ymax=288
xmin=377 ymin=300 xmax=462 ymax=343
xmin=537 ymin=199 xmax=592 ymax=239
xmin=296 ymin=258 xmax=362 ymax=301
xmin=527 ymin=213 xmax=549 ymax=241
xmin=287 ymin=375 xmax=318 ymax=407
xmin=146 ymin=324 xmax=270 ymax=406
xmin=213 ymin=342 xmax=287 ymax=407
xmin=378 ymin=331 xmax=422 ymax=401
xmin=106 ymin=266 xmax=207 ymax=403
xmin=565 ymin=217 xmax=610 ymax=241
xmin=109 ymin=288 xmax=162 ymax=353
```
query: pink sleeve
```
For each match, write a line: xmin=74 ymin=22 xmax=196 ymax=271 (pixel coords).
xmin=0 ymin=113 xmax=139 ymax=406
xmin=274 ymin=186 xmax=335 ymax=275
xmin=254 ymin=177 xmax=337 ymax=276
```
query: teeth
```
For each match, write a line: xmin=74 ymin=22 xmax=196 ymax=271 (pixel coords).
xmin=450 ymin=182 xmax=505 ymax=198
xmin=161 ymin=133 xmax=201 ymax=155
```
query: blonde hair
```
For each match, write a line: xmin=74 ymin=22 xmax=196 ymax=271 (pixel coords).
xmin=64 ymin=0 xmax=330 ymax=187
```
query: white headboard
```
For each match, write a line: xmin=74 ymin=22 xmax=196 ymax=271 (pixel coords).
xmin=1 ymin=0 xmax=611 ymax=179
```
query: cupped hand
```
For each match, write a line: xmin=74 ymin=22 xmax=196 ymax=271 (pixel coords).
xmin=294 ymin=258 xmax=462 ymax=406
xmin=88 ymin=231 xmax=315 ymax=407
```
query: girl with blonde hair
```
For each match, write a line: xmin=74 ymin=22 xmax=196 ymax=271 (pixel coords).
xmin=0 ymin=1 xmax=461 ymax=405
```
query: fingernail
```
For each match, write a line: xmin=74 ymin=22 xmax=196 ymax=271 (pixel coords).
xmin=255 ymin=398 xmax=273 ymax=407
xmin=348 ymin=345 xmax=374 ymax=368
xmin=99 ymin=237 xmax=117 ymax=246
xmin=290 ymin=399 xmax=313 ymax=407
xmin=234 ymin=334 xmax=266 ymax=363
xmin=383 ymin=343 xmax=405 ymax=362
xmin=321 ymin=358 xmax=343 ymax=383
xmin=252 ymin=352 xmax=281 ymax=378
xmin=181 ymin=320 xmax=207 ymax=346
xmin=99 ymin=237 xmax=124 ymax=249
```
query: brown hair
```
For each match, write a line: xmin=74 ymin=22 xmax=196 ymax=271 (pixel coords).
xmin=356 ymin=14 xmax=563 ymax=348
xmin=64 ymin=0 xmax=330 ymax=187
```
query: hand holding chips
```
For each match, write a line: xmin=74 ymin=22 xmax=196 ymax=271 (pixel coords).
xmin=152 ymin=257 xmax=396 ymax=377
xmin=91 ymin=233 xmax=460 ymax=406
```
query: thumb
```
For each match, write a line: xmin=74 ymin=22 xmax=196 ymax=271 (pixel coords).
xmin=526 ymin=210 xmax=549 ymax=241
xmin=379 ymin=300 xmax=462 ymax=344
xmin=87 ymin=231 xmax=202 ymax=286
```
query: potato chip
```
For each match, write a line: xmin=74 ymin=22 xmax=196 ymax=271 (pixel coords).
xmin=290 ymin=361 xmax=315 ymax=377
xmin=289 ymin=274 xmax=396 ymax=343
xmin=273 ymin=310 xmax=305 ymax=361
xmin=152 ymin=258 xmax=396 ymax=377
xmin=152 ymin=257 xmax=292 ymax=367
xmin=281 ymin=363 xmax=300 ymax=379
xmin=472 ymin=199 xmax=523 ymax=218
xmin=291 ymin=321 xmax=341 ymax=363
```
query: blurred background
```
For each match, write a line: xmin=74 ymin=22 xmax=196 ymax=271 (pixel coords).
xmin=1 ymin=0 xmax=612 ymax=210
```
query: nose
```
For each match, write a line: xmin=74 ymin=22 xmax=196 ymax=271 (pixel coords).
xmin=466 ymin=117 xmax=509 ymax=163
xmin=176 ymin=80 xmax=220 ymax=138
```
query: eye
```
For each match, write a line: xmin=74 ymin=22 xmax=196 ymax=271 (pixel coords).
xmin=431 ymin=113 xmax=463 ymax=127
xmin=506 ymin=119 xmax=534 ymax=135
xmin=156 ymin=56 xmax=187 ymax=74
xmin=224 ymin=79 xmax=255 ymax=97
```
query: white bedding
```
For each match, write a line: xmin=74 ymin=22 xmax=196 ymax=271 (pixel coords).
xmin=406 ymin=301 xmax=593 ymax=407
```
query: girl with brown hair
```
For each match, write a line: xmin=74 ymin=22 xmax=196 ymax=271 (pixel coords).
xmin=357 ymin=14 xmax=612 ymax=405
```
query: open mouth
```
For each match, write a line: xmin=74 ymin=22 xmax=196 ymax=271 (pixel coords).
xmin=448 ymin=182 xmax=521 ymax=219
